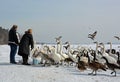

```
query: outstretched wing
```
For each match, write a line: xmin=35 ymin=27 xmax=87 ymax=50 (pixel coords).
xmin=88 ymin=31 xmax=97 ymax=40
xmin=55 ymin=36 xmax=62 ymax=43
xmin=92 ymin=31 xmax=97 ymax=36
xmin=114 ymin=36 xmax=120 ymax=40
xmin=55 ymin=36 xmax=62 ymax=40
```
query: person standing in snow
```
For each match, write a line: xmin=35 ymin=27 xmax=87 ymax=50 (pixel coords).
xmin=18 ymin=29 xmax=34 ymax=65
xmin=8 ymin=25 xmax=20 ymax=64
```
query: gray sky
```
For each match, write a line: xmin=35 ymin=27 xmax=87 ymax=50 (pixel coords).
xmin=0 ymin=0 xmax=120 ymax=44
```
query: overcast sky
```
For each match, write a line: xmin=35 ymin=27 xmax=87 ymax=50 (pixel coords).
xmin=0 ymin=0 xmax=120 ymax=44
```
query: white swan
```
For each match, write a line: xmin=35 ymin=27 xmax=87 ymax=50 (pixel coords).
xmin=99 ymin=43 xmax=117 ymax=65
xmin=65 ymin=41 xmax=77 ymax=63
xmin=55 ymin=36 xmax=69 ymax=59
xmin=49 ymin=46 xmax=63 ymax=64
xmin=93 ymin=41 xmax=105 ymax=63
xmin=107 ymin=42 xmax=118 ymax=60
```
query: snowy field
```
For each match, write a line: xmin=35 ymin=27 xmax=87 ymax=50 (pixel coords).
xmin=0 ymin=44 xmax=120 ymax=82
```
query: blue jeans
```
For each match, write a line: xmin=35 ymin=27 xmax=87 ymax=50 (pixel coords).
xmin=9 ymin=44 xmax=17 ymax=63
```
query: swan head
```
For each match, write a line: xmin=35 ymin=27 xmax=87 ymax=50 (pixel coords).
xmin=64 ymin=41 xmax=70 ymax=45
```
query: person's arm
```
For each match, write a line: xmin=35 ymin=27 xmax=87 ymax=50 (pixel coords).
xmin=29 ymin=34 xmax=34 ymax=50
xmin=13 ymin=30 xmax=19 ymax=45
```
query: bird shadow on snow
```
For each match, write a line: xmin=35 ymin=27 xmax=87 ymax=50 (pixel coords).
xmin=70 ymin=71 xmax=120 ymax=77
xmin=70 ymin=71 xmax=114 ymax=77
xmin=65 ymin=68 xmax=120 ymax=77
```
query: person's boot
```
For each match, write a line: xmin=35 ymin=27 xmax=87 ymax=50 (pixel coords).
xmin=22 ymin=62 xmax=31 ymax=65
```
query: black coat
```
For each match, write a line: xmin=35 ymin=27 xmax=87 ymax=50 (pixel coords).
xmin=8 ymin=29 xmax=19 ymax=45
xmin=18 ymin=33 xmax=34 ymax=56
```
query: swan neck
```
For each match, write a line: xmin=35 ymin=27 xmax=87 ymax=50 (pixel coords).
xmin=96 ymin=42 xmax=98 ymax=54
xmin=100 ymin=44 xmax=105 ymax=54
xmin=110 ymin=42 xmax=112 ymax=54
xmin=57 ymin=41 xmax=62 ymax=54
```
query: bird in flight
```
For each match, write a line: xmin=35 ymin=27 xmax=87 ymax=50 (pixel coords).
xmin=55 ymin=36 xmax=62 ymax=41
xmin=114 ymin=36 xmax=120 ymax=40
xmin=55 ymin=36 xmax=62 ymax=44
xmin=88 ymin=31 xmax=97 ymax=40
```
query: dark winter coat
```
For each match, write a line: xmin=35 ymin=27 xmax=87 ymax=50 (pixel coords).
xmin=18 ymin=33 xmax=34 ymax=56
xmin=8 ymin=29 xmax=19 ymax=45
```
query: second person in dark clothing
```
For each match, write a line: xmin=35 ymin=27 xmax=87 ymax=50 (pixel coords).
xmin=18 ymin=29 xmax=34 ymax=65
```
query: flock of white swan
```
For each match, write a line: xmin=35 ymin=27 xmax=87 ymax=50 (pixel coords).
xmin=31 ymin=35 xmax=120 ymax=77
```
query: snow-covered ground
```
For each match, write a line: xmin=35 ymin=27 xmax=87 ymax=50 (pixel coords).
xmin=0 ymin=44 xmax=120 ymax=82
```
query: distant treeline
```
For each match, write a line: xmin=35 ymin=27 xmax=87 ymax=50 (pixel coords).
xmin=0 ymin=27 xmax=8 ymax=44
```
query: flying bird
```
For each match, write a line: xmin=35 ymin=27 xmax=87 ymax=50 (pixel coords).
xmin=114 ymin=36 xmax=120 ymax=40
xmin=55 ymin=36 xmax=62 ymax=41
xmin=55 ymin=36 xmax=62 ymax=44
xmin=88 ymin=31 xmax=97 ymax=40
